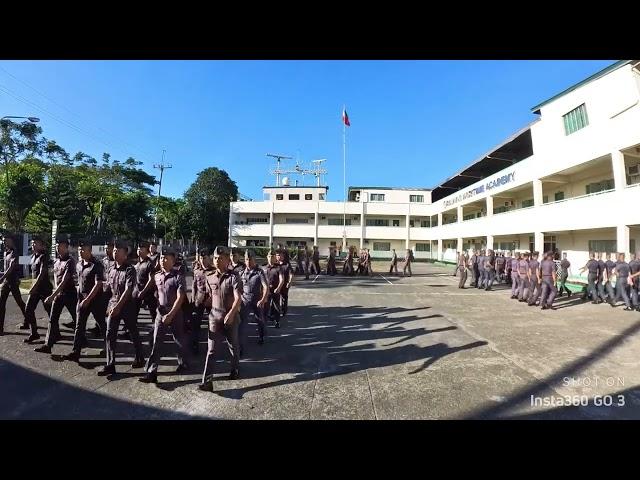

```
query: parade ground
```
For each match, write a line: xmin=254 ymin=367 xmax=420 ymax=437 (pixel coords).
xmin=1 ymin=261 xmax=640 ymax=420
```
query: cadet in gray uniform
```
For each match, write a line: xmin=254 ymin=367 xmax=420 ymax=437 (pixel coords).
xmin=0 ymin=234 xmax=27 ymax=334
xmin=611 ymin=253 xmax=634 ymax=311
xmin=476 ymin=250 xmax=486 ymax=289
xmin=98 ymin=241 xmax=146 ymax=376
xmin=148 ymin=242 xmax=160 ymax=272
xmin=139 ymin=248 xmax=191 ymax=384
xmin=484 ymin=249 xmax=496 ymax=291
xmin=35 ymin=237 xmax=78 ymax=354
xmin=596 ymin=252 xmax=607 ymax=302
xmin=517 ymin=253 xmax=530 ymax=302
xmin=539 ymin=252 xmax=558 ymax=310
xmin=266 ymin=250 xmax=285 ymax=328
xmin=229 ymin=248 xmax=245 ymax=274
xmin=239 ymin=249 xmax=269 ymax=354
xmin=198 ymin=246 xmax=243 ymax=391
xmin=527 ymin=252 xmax=541 ymax=306
xmin=366 ymin=249 xmax=374 ymax=275
xmin=579 ymin=252 xmax=600 ymax=304
xmin=470 ymin=250 xmax=480 ymax=287
xmin=389 ymin=249 xmax=398 ymax=275
xmin=457 ymin=251 xmax=468 ymax=288
xmin=62 ymin=239 xmax=107 ymax=362
xmin=23 ymin=238 xmax=53 ymax=343
xmin=603 ymin=252 xmax=617 ymax=305
xmin=327 ymin=247 xmax=337 ymax=276
xmin=628 ymin=252 xmax=640 ymax=311
xmin=276 ymin=249 xmax=293 ymax=316
xmin=557 ymin=253 xmax=572 ymax=297
xmin=191 ymin=247 xmax=213 ymax=354
xmin=505 ymin=251 xmax=513 ymax=285
xmin=343 ymin=247 xmax=354 ymax=276
xmin=403 ymin=249 xmax=413 ymax=277
xmin=510 ymin=254 xmax=520 ymax=299
xmin=496 ymin=253 xmax=506 ymax=284
xmin=133 ymin=240 xmax=158 ymax=323
xmin=309 ymin=246 xmax=321 ymax=275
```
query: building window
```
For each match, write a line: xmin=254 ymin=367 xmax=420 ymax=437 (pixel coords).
xmin=286 ymin=240 xmax=306 ymax=247
xmin=366 ymin=219 xmax=389 ymax=227
xmin=409 ymin=220 xmax=414 ymax=227
xmin=554 ymin=191 xmax=565 ymax=201
xmin=276 ymin=194 xmax=283 ymax=200
xmin=305 ymin=194 xmax=313 ymax=200
xmin=498 ymin=242 xmax=516 ymax=251
xmin=246 ymin=217 xmax=269 ymax=224
xmin=392 ymin=219 xmax=400 ymax=227
xmin=373 ymin=242 xmax=391 ymax=251
xmin=588 ymin=240 xmax=616 ymax=252
xmin=586 ymin=179 xmax=614 ymax=195
xmin=370 ymin=193 xmax=385 ymax=202
xmin=421 ymin=220 xmax=429 ymax=228
xmin=522 ymin=199 xmax=534 ymax=208
xmin=246 ymin=239 xmax=266 ymax=247
xmin=319 ymin=193 xmax=325 ymax=200
xmin=328 ymin=218 xmax=351 ymax=226
xmin=563 ymin=103 xmax=589 ymax=135
xmin=415 ymin=243 xmax=430 ymax=252
xmin=330 ymin=241 xmax=336 ymax=247
xmin=410 ymin=195 xmax=424 ymax=203
xmin=289 ymin=194 xmax=300 ymax=200
xmin=285 ymin=218 xmax=308 ymax=224
xmin=463 ymin=213 xmax=477 ymax=221
xmin=494 ymin=206 xmax=508 ymax=214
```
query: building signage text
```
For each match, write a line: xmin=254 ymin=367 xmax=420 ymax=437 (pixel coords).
xmin=442 ymin=172 xmax=516 ymax=209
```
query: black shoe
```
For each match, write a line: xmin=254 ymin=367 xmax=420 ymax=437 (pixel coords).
xmin=0 ymin=330 xmax=4 ymax=336
xmin=567 ymin=291 xmax=572 ymax=298
xmin=131 ymin=358 xmax=145 ymax=369
xmin=541 ymin=305 xmax=548 ymax=310
xmin=99 ymin=348 xmax=106 ymax=357
xmin=63 ymin=351 xmax=81 ymax=362
xmin=228 ymin=370 xmax=239 ymax=380
xmin=624 ymin=307 xmax=634 ymax=311
xmin=175 ymin=364 xmax=189 ymax=374
xmin=485 ymin=288 xmax=492 ymax=291
xmin=63 ymin=321 xmax=76 ymax=330
xmin=610 ymin=302 xmax=616 ymax=308
xmin=34 ymin=345 xmax=52 ymax=354
xmin=139 ymin=372 xmax=158 ymax=384
xmin=275 ymin=321 xmax=280 ymax=329
xmin=23 ymin=333 xmax=40 ymax=343
xmin=198 ymin=381 xmax=213 ymax=392
xmin=97 ymin=365 xmax=116 ymax=376
xmin=18 ymin=324 xmax=30 ymax=330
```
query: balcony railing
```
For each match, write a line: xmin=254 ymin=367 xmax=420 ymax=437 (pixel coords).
xmin=540 ymin=188 xmax=615 ymax=206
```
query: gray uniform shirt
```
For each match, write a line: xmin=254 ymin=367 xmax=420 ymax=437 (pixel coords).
xmin=615 ymin=262 xmax=630 ymax=278
xmin=540 ymin=259 xmax=555 ymax=278
xmin=54 ymin=255 xmax=76 ymax=293
xmin=240 ymin=266 xmax=266 ymax=305
xmin=77 ymin=257 xmax=106 ymax=295
xmin=205 ymin=269 xmax=242 ymax=321
xmin=106 ymin=263 xmax=136 ymax=311
xmin=154 ymin=267 xmax=186 ymax=315
xmin=528 ymin=259 xmax=540 ymax=279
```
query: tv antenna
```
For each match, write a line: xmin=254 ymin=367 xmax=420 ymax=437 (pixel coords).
xmin=266 ymin=153 xmax=295 ymax=186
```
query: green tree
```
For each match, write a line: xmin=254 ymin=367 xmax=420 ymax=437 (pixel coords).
xmin=0 ymin=160 xmax=46 ymax=232
xmin=183 ymin=167 xmax=238 ymax=246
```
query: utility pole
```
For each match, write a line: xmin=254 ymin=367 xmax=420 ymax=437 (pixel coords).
xmin=153 ymin=149 xmax=172 ymax=237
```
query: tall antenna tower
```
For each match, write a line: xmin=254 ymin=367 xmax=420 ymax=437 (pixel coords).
xmin=295 ymin=158 xmax=328 ymax=186
xmin=266 ymin=153 xmax=295 ymax=186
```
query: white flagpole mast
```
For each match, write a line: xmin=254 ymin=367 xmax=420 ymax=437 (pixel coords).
xmin=342 ymin=104 xmax=347 ymax=252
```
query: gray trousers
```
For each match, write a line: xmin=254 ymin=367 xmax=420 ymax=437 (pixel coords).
xmin=630 ymin=280 xmax=639 ymax=307
xmin=239 ymin=301 xmax=266 ymax=353
xmin=511 ymin=274 xmax=520 ymax=296
xmin=0 ymin=280 xmax=26 ymax=331
xmin=403 ymin=262 xmax=412 ymax=276
xmin=518 ymin=276 xmax=529 ymax=300
xmin=72 ymin=292 xmax=107 ymax=352
xmin=145 ymin=311 xmax=190 ymax=374
xmin=25 ymin=287 xmax=53 ymax=336
xmin=557 ymin=273 xmax=569 ymax=295
xmin=477 ymin=270 xmax=486 ymax=288
xmin=528 ymin=278 xmax=541 ymax=304
xmin=614 ymin=278 xmax=632 ymax=308
xmin=458 ymin=267 xmax=467 ymax=288
xmin=586 ymin=273 xmax=598 ymax=301
xmin=105 ymin=307 xmax=145 ymax=368
xmin=485 ymin=270 xmax=495 ymax=288
xmin=540 ymin=277 xmax=557 ymax=307
xmin=604 ymin=281 xmax=616 ymax=302
xmin=597 ymin=277 xmax=607 ymax=301
xmin=472 ymin=266 xmax=480 ymax=286
xmin=204 ymin=312 xmax=240 ymax=376
xmin=45 ymin=291 xmax=78 ymax=347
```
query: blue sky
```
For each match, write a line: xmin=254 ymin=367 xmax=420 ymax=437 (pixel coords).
xmin=0 ymin=60 xmax=614 ymax=200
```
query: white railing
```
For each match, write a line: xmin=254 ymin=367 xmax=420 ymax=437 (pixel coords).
xmin=540 ymin=188 xmax=615 ymax=206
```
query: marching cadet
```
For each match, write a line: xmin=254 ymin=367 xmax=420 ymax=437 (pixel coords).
xmin=239 ymin=249 xmax=269 ymax=354
xmin=457 ymin=250 xmax=469 ymax=288
xmin=610 ymin=252 xmax=635 ymax=311
xmin=34 ymin=236 xmax=78 ymax=354
xmin=517 ymin=252 xmax=530 ymax=302
xmin=89 ymin=239 xmax=116 ymax=339
xmin=539 ymin=252 xmax=558 ymax=310
xmin=298 ymin=247 xmax=310 ymax=280
xmin=190 ymin=247 xmax=213 ymax=354
xmin=230 ymin=248 xmax=245 ymax=274
xmin=133 ymin=240 xmax=159 ymax=325
xmin=496 ymin=252 xmax=506 ymax=284
xmin=98 ymin=240 xmax=146 ymax=376
xmin=326 ymin=247 xmax=337 ymax=276
xmin=0 ymin=234 xmax=27 ymax=335
xmin=603 ymin=252 xmax=617 ymax=305
xmin=139 ymin=247 xmax=192 ymax=384
xmin=403 ymin=248 xmax=413 ymax=277
xmin=61 ymin=239 xmax=107 ymax=362
xmin=310 ymin=245 xmax=321 ymax=275
xmin=596 ymin=252 xmax=607 ymax=303
xmin=357 ymin=248 xmax=367 ymax=276
xmin=578 ymin=252 xmax=600 ymax=304
xmin=557 ymin=252 xmax=572 ymax=297
xmin=505 ymin=251 xmax=513 ymax=286
xmin=471 ymin=249 xmax=480 ymax=287
xmin=510 ymin=253 xmax=520 ymax=299
xmin=277 ymin=249 xmax=293 ymax=316
xmin=483 ymin=249 xmax=496 ymax=291
xmin=266 ymin=250 xmax=285 ymax=328
xmin=527 ymin=251 xmax=541 ymax=306
xmin=628 ymin=252 xmax=640 ymax=310
xmin=148 ymin=241 xmax=160 ymax=272
xmin=23 ymin=238 xmax=53 ymax=343
xmin=198 ymin=246 xmax=242 ymax=391
xmin=389 ymin=248 xmax=398 ymax=275
xmin=366 ymin=249 xmax=374 ymax=275
xmin=343 ymin=246 xmax=354 ymax=276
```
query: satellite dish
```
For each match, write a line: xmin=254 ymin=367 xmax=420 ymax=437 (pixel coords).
xmin=282 ymin=177 xmax=290 ymax=186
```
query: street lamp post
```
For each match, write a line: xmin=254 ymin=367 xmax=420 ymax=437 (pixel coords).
xmin=0 ymin=116 xmax=40 ymax=184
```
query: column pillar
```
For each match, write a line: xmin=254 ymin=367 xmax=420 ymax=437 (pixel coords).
xmin=534 ymin=231 xmax=544 ymax=253
xmin=533 ymin=179 xmax=543 ymax=206
xmin=486 ymin=196 xmax=493 ymax=217
xmin=457 ymin=205 xmax=463 ymax=223
xmin=617 ymin=224 xmax=630 ymax=257
xmin=486 ymin=235 xmax=494 ymax=250
xmin=437 ymin=238 xmax=443 ymax=261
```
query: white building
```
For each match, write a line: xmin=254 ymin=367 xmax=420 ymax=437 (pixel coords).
xmin=229 ymin=60 xmax=640 ymax=266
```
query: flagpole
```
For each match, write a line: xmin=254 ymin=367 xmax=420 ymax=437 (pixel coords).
xmin=342 ymin=104 xmax=346 ymax=253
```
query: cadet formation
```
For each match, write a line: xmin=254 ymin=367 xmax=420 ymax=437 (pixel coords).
xmin=1 ymin=235 xmax=639 ymax=393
